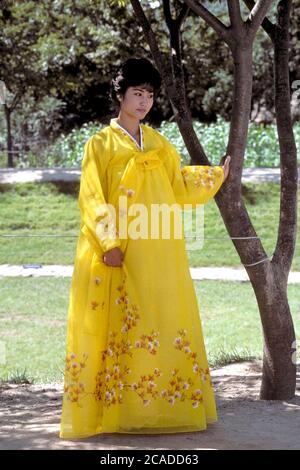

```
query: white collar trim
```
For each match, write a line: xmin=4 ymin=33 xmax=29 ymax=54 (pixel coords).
xmin=110 ymin=118 xmax=144 ymax=151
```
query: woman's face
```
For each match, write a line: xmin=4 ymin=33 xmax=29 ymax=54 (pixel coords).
xmin=118 ymin=84 xmax=154 ymax=120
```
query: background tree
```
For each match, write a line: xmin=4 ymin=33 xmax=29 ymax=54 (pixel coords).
xmin=1 ymin=0 xmax=299 ymax=168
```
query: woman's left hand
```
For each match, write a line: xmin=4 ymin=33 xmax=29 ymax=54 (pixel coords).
xmin=220 ymin=155 xmax=231 ymax=181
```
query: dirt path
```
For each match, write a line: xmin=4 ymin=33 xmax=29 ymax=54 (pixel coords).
xmin=2 ymin=167 xmax=299 ymax=184
xmin=1 ymin=264 xmax=300 ymax=283
xmin=0 ymin=361 xmax=299 ymax=450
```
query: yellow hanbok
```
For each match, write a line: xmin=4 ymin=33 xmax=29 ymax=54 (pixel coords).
xmin=59 ymin=118 xmax=224 ymax=439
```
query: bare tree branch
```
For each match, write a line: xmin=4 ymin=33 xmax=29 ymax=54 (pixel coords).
xmin=176 ymin=2 xmax=189 ymax=28
xmin=10 ymin=91 xmax=22 ymax=112
xmin=183 ymin=0 xmax=232 ymax=44
xmin=160 ymin=1 xmax=207 ymax=160
xmin=243 ymin=0 xmax=277 ymax=41
xmin=130 ymin=0 xmax=208 ymax=163
xmin=268 ymin=0 xmax=297 ymax=275
xmin=130 ymin=0 xmax=174 ymax=92
xmin=162 ymin=0 xmax=189 ymax=29
xmin=246 ymin=0 xmax=276 ymax=37
xmin=162 ymin=0 xmax=173 ymax=28
xmin=162 ymin=0 xmax=184 ymax=85
xmin=227 ymin=0 xmax=243 ymax=31
xmin=243 ymin=1 xmax=293 ymax=266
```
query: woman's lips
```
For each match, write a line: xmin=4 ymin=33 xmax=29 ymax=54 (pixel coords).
xmin=137 ymin=109 xmax=146 ymax=112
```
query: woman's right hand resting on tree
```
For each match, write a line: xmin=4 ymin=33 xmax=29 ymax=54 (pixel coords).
xmin=102 ymin=247 xmax=124 ymax=267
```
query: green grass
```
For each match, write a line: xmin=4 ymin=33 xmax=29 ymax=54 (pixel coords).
xmin=0 ymin=181 xmax=80 ymax=265
xmin=194 ymin=280 xmax=297 ymax=366
xmin=186 ymin=182 xmax=299 ymax=268
xmin=0 ymin=277 xmax=70 ymax=384
xmin=0 ymin=277 xmax=299 ymax=384
xmin=0 ymin=181 xmax=299 ymax=270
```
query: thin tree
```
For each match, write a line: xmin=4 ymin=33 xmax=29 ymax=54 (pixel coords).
xmin=242 ymin=0 xmax=298 ymax=398
xmin=128 ymin=0 xmax=297 ymax=400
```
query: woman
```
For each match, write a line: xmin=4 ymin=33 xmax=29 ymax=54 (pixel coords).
xmin=59 ymin=57 xmax=231 ymax=439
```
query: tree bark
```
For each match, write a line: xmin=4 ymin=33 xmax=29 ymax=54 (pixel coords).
xmin=243 ymin=0 xmax=298 ymax=399
xmin=213 ymin=28 xmax=295 ymax=401
xmin=4 ymin=104 xmax=13 ymax=168
xmin=249 ymin=263 xmax=296 ymax=399
xmin=183 ymin=0 xmax=297 ymax=400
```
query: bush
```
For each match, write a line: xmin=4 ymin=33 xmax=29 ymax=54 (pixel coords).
xmin=159 ymin=117 xmax=300 ymax=167
xmin=11 ymin=117 xmax=300 ymax=168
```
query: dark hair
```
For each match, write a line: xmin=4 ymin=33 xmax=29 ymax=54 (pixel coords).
xmin=110 ymin=57 xmax=161 ymax=105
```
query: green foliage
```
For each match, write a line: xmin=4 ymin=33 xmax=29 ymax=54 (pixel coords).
xmin=0 ymin=0 xmax=158 ymax=165
xmin=38 ymin=122 xmax=103 ymax=167
xmin=158 ymin=118 xmax=300 ymax=167
xmin=1 ymin=0 xmax=300 ymax=169
xmin=11 ymin=118 xmax=300 ymax=168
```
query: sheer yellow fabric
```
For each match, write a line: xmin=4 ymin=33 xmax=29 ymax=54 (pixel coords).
xmin=59 ymin=120 xmax=224 ymax=439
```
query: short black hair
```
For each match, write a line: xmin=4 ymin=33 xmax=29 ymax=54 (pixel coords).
xmin=110 ymin=57 xmax=161 ymax=105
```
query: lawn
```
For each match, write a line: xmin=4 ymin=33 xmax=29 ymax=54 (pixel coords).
xmin=1 ymin=180 xmax=299 ymax=384
xmin=0 ymin=276 xmax=299 ymax=384
xmin=0 ymin=181 xmax=299 ymax=270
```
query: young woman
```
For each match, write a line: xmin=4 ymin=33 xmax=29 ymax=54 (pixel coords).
xmin=59 ymin=57 xmax=231 ymax=439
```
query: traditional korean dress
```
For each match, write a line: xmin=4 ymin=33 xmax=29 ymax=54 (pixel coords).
xmin=59 ymin=118 xmax=224 ymax=439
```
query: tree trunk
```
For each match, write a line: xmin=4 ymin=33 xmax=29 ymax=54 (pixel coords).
xmin=130 ymin=0 xmax=297 ymax=400
xmin=4 ymin=104 xmax=14 ymax=168
xmin=215 ymin=49 xmax=296 ymax=401
xmin=247 ymin=263 xmax=296 ymax=399
xmin=241 ymin=0 xmax=297 ymax=399
xmin=260 ymin=0 xmax=297 ymax=400
xmin=213 ymin=43 xmax=294 ymax=398
xmin=183 ymin=0 xmax=297 ymax=400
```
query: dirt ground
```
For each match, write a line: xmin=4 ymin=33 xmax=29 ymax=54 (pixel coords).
xmin=0 ymin=360 xmax=299 ymax=450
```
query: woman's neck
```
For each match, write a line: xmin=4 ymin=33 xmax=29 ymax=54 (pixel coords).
xmin=116 ymin=113 xmax=140 ymax=137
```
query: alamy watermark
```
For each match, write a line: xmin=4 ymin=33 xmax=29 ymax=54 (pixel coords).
xmin=94 ymin=196 xmax=205 ymax=251
xmin=292 ymin=80 xmax=300 ymax=104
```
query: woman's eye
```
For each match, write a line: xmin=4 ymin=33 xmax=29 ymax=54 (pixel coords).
xmin=135 ymin=92 xmax=153 ymax=98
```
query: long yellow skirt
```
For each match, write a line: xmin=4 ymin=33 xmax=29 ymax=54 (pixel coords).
xmin=59 ymin=234 xmax=218 ymax=438
xmin=59 ymin=146 xmax=220 ymax=439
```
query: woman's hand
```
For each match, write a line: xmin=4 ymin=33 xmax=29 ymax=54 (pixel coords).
xmin=103 ymin=247 xmax=124 ymax=267
xmin=220 ymin=155 xmax=231 ymax=181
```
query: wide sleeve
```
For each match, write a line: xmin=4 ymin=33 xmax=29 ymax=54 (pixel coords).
xmin=163 ymin=141 xmax=225 ymax=209
xmin=78 ymin=133 xmax=121 ymax=253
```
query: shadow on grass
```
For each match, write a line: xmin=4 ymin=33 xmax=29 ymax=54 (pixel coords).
xmin=0 ymin=183 xmax=12 ymax=194
xmin=0 ymin=181 xmax=80 ymax=197
xmin=241 ymin=182 xmax=278 ymax=205
xmin=49 ymin=180 xmax=80 ymax=197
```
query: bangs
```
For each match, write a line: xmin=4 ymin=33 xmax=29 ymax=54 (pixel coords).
xmin=110 ymin=58 xmax=161 ymax=104
xmin=133 ymin=83 xmax=154 ymax=93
